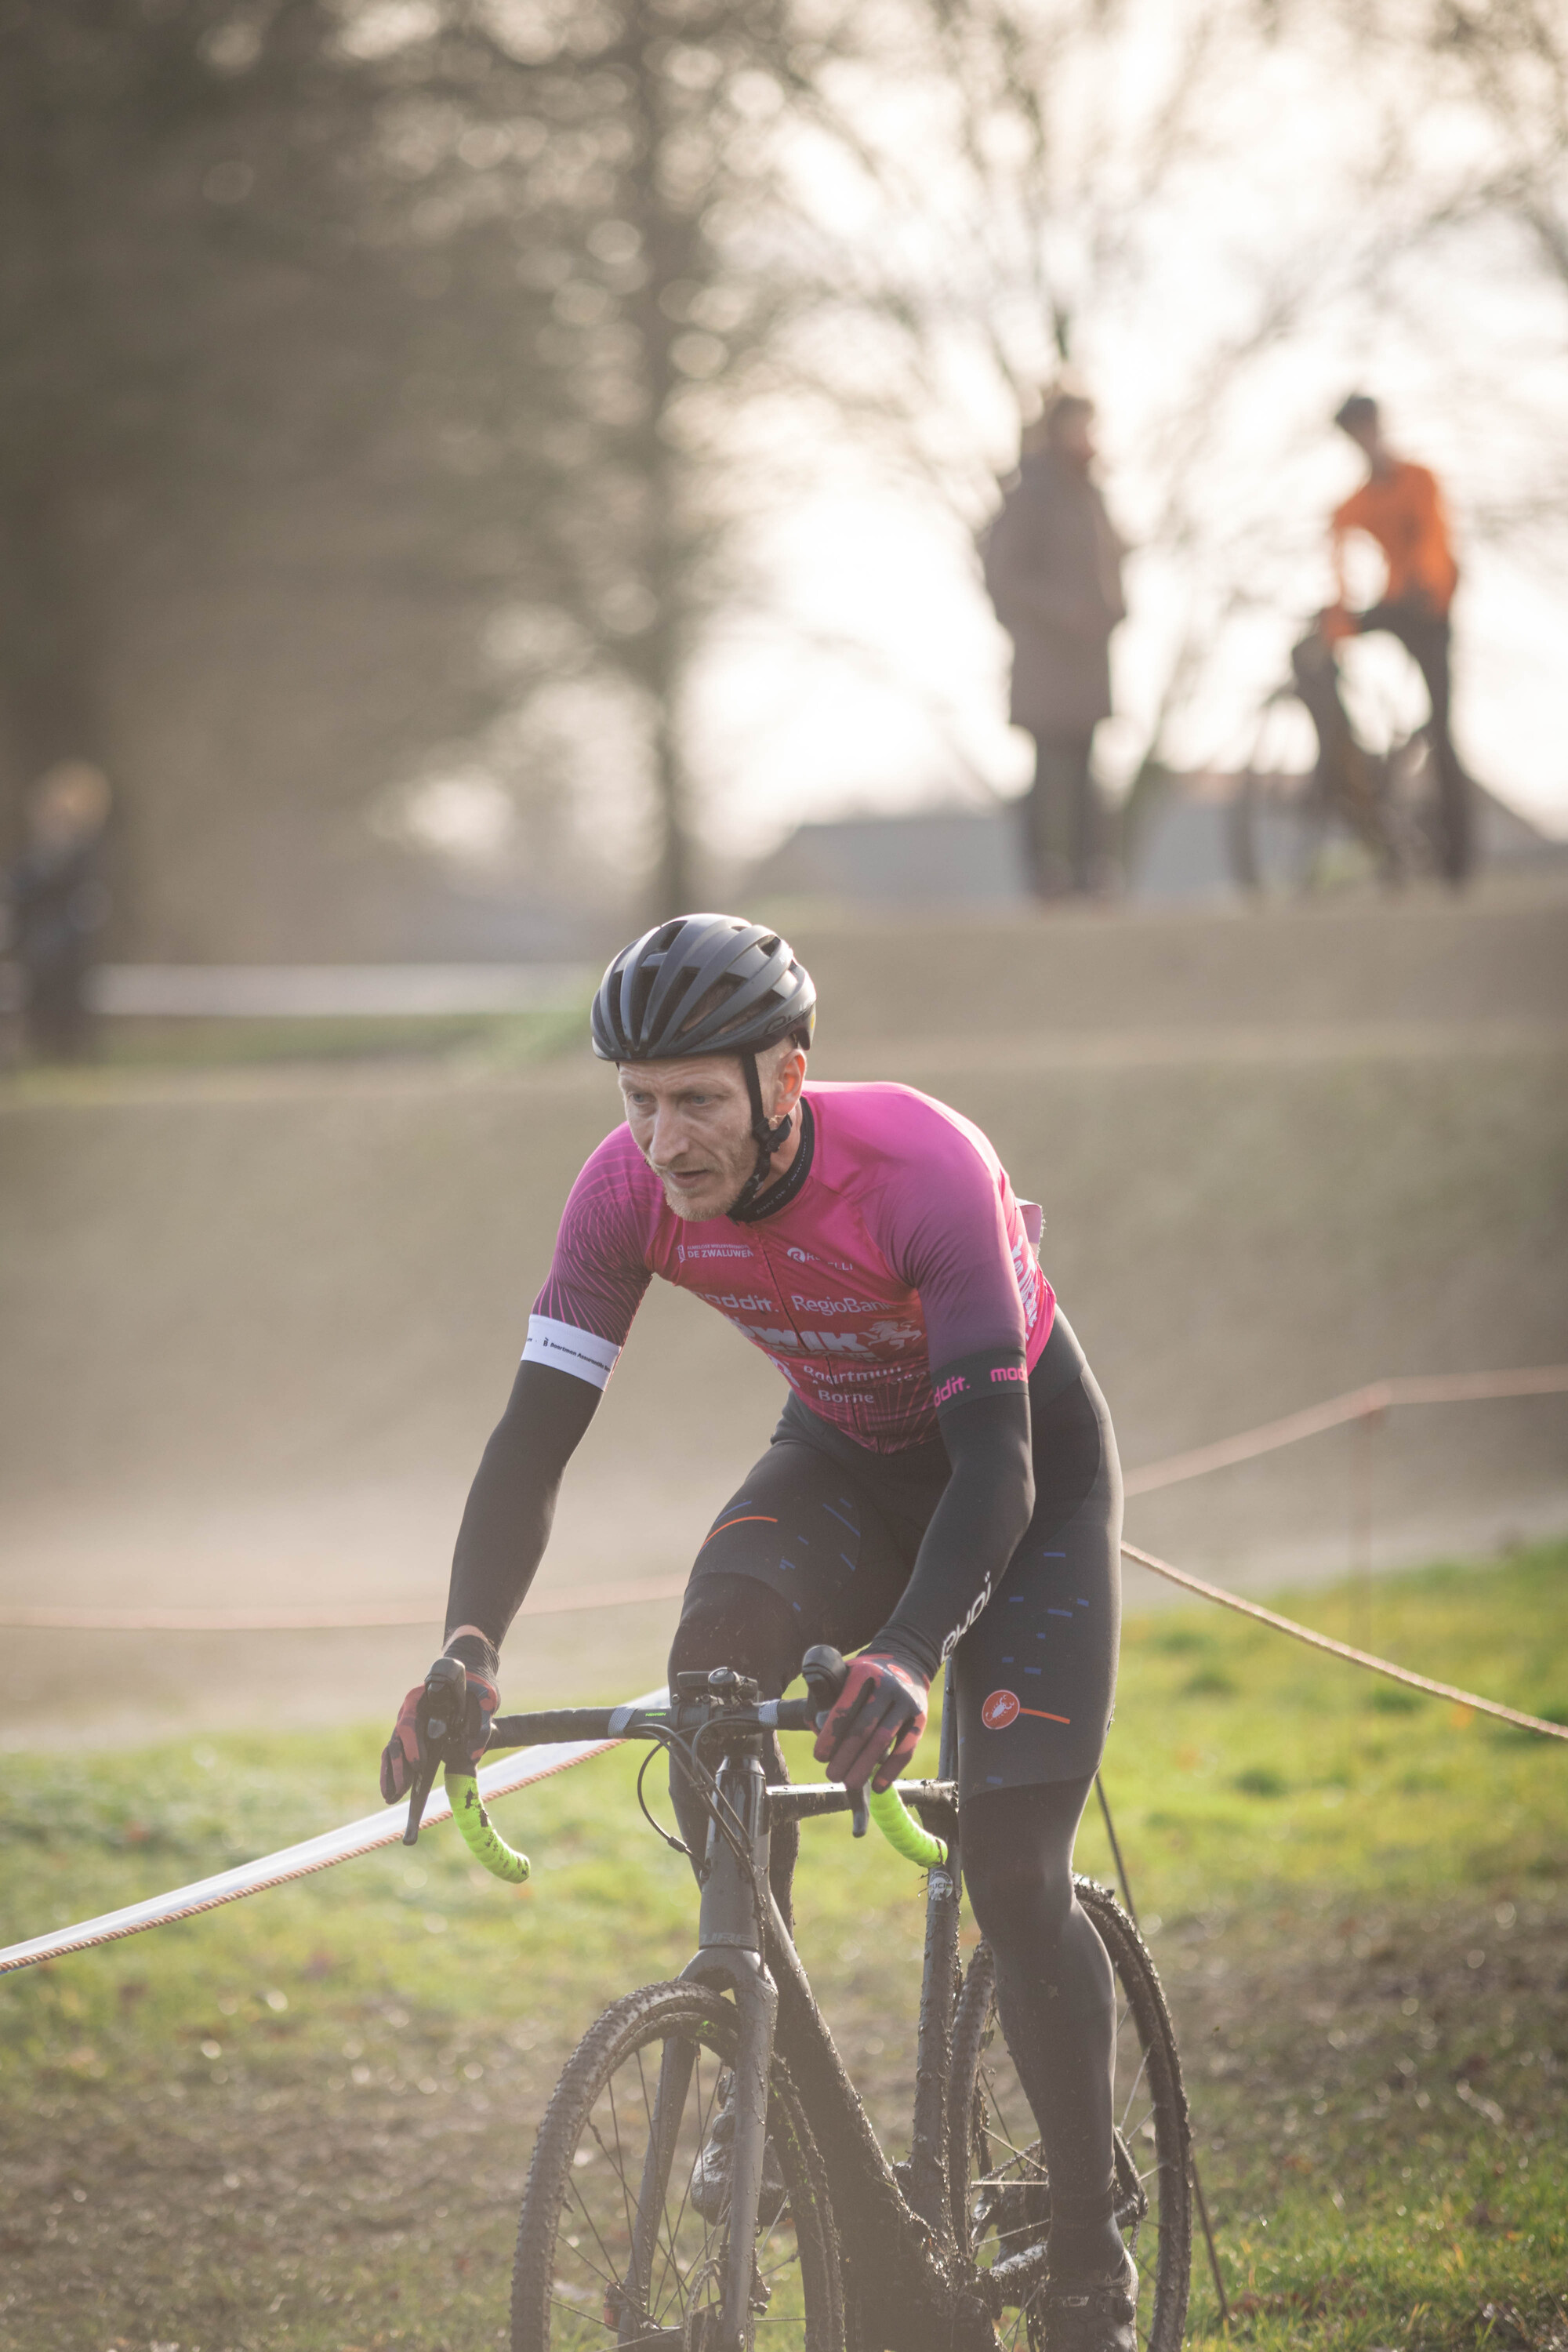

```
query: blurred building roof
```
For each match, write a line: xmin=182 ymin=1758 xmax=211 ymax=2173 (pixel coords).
xmin=744 ymin=777 xmax=1563 ymax=909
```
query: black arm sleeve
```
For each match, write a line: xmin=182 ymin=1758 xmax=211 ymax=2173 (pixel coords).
xmin=871 ymin=1384 xmax=1035 ymax=1681
xmin=443 ymin=1361 xmax=602 ymax=1650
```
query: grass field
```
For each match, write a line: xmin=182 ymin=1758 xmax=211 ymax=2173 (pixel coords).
xmin=1 ymin=1541 xmax=1564 ymax=2352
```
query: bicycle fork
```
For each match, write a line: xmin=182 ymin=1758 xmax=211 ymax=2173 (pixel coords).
xmin=672 ymin=1746 xmax=779 ymax=2352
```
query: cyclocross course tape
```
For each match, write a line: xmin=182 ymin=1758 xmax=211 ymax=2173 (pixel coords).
xmin=1121 ymin=1544 xmax=1568 ymax=1740
xmin=0 ymin=1689 xmax=666 ymax=1978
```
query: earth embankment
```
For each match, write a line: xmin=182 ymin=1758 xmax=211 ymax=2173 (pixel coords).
xmin=2 ymin=880 xmax=1564 ymax=1744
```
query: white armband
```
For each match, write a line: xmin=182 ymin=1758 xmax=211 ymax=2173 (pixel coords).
xmin=521 ymin=1315 xmax=622 ymax=1389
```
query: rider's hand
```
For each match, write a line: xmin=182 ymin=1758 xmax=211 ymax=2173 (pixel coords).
xmin=379 ymin=1638 xmax=499 ymax=1804
xmin=813 ymin=1648 xmax=929 ymax=1795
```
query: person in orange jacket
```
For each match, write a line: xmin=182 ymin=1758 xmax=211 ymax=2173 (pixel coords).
xmin=1321 ymin=393 xmax=1472 ymax=882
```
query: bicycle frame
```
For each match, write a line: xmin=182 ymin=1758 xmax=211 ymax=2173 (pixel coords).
xmin=674 ymin=1700 xmax=993 ymax=2352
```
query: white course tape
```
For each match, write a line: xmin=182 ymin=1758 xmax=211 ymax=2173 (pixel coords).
xmin=0 ymin=1688 xmax=667 ymax=1978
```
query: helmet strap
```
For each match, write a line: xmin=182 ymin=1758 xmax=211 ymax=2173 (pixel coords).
xmin=730 ymin=1049 xmax=795 ymax=1218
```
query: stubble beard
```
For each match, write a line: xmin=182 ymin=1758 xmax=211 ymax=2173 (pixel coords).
xmin=652 ymin=1145 xmax=752 ymax=1222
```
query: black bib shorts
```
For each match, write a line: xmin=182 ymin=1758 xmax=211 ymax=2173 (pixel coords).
xmin=679 ymin=1309 xmax=1122 ymax=1801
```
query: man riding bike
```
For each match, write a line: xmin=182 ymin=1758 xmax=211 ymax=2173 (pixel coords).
xmin=382 ymin=914 xmax=1133 ymax=2352
xmin=1316 ymin=391 xmax=1471 ymax=885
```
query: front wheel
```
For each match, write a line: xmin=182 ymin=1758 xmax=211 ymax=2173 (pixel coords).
xmin=948 ymin=1880 xmax=1192 ymax=2352
xmin=512 ymin=1980 xmax=844 ymax=2352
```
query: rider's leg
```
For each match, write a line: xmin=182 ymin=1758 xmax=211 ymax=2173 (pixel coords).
xmin=963 ymin=1777 xmax=1123 ymax=2281
xmin=666 ymin=1421 xmax=919 ymax=1929
xmin=1356 ymin=600 xmax=1471 ymax=882
xmin=1403 ymin=613 xmax=1470 ymax=884
xmin=950 ymin=1310 xmax=1125 ymax=2284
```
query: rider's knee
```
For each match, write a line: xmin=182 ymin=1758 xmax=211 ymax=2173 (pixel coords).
xmin=667 ymin=1573 xmax=800 ymax=1698
xmin=960 ymin=1779 xmax=1089 ymax=1948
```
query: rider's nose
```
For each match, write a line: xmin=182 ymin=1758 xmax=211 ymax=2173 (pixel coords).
xmin=648 ymin=1105 xmax=687 ymax=1167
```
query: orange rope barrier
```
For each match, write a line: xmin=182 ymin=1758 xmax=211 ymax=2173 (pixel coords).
xmin=1123 ymin=1363 xmax=1568 ymax=1497
xmin=1120 ymin=1539 xmax=1568 ymax=1741
xmin=1 ymin=1365 xmax=1562 ymax=1634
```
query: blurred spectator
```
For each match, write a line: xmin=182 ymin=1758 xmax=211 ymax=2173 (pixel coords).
xmin=1323 ymin=394 xmax=1472 ymax=884
xmin=982 ymin=387 xmax=1126 ymax=898
xmin=3 ymin=761 xmax=113 ymax=1059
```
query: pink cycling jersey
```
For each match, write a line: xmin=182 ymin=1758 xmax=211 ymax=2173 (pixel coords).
xmin=524 ymin=1080 xmax=1054 ymax=1453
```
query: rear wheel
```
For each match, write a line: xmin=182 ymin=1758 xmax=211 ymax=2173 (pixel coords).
xmin=512 ymin=1980 xmax=844 ymax=2352
xmin=948 ymin=1880 xmax=1192 ymax=2352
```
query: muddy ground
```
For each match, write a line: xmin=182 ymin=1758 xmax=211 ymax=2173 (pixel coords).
xmin=2 ymin=1888 xmax=1563 ymax=2352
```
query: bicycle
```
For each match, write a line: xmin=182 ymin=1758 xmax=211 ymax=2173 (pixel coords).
xmin=403 ymin=1647 xmax=1193 ymax=2352
xmin=1229 ymin=626 xmax=1436 ymax=895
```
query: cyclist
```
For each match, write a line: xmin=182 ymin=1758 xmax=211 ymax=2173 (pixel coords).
xmin=382 ymin=914 xmax=1134 ymax=2351
xmin=1319 ymin=391 xmax=1471 ymax=884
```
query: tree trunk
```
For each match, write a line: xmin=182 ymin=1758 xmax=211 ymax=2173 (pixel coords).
xmin=624 ymin=28 xmax=699 ymax=924
xmin=652 ymin=702 xmax=694 ymax=915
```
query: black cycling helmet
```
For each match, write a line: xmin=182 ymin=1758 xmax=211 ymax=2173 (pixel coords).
xmin=591 ymin=913 xmax=815 ymax=1064
xmin=591 ymin=914 xmax=815 ymax=1215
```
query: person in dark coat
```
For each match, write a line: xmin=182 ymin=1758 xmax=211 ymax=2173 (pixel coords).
xmin=3 ymin=760 xmax=113 ymax=1059
xmin=983 ymin=390 xmax=1126 ymax=898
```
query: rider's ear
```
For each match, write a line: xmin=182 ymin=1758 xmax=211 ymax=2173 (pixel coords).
xmin=763 ymin=1038 xmax=806 ymax=1116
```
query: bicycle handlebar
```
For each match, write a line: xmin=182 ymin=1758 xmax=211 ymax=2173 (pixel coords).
xmin=484 ymin=1695 xmax=819 ymax=1748
xmin=404 ymin=1647 xmax=947 ymax=1882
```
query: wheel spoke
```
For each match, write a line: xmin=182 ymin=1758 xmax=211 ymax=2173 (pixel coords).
xmin=601 ymin=2072 xmax=641 ymax=2267
xmin=1116 ymin=2047 xmax=1151 ymax=2136
xmin=564 ymin=2176 xmax=626 ymax=2292
xmin=546 ymin=2290 xmax=615 ymax=2332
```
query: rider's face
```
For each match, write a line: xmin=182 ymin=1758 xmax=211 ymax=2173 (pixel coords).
xmin=619 ymin=1048 xmax=801 ymax=1221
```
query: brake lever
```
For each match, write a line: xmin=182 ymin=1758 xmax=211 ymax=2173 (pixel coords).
xmin=799 ymin=1645 xmax=869 ymax=1835
xmin=403 ymin=1656 xmax=468 ymax=1848
xmin=402 ymin=1754 xmax=439 ymax=1846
